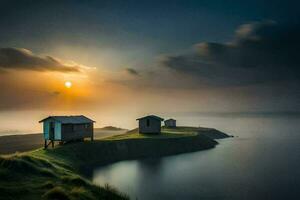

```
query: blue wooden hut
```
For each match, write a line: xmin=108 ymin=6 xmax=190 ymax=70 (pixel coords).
xmin=39 ymin=115 xmax=95 ymax=148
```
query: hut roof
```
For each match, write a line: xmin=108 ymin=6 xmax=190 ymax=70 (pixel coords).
xmin=165 ymin=118 xmax=176 ymax=122
xmin=39 ymin=115 xmax=95 ymax=124
xmin=136 ymin=115 xmax=164 ymax=121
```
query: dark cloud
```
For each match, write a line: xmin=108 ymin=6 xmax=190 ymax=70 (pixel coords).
xmin=161 ymin=21 xmax=300 ymax=86
xmin=125 ymin=68 xmax=140 ymax=76
xmin=0 ymin=48 xmax=82 ymax=73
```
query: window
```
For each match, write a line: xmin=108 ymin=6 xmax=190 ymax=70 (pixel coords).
xmin=146 ymin=119 xmax=150 ymax=127
xmin=85 ymin=124 xmax=88 ymax=129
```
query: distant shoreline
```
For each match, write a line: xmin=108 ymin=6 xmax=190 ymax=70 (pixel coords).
xmin=0 ymin=129 xmax=127 ymax=154
xmin=0 ymin=132 xmax=41 ymax=137
xmin=0 ymin=126 xmax=128 ymax=137
xmin=174 ymin=111 xmax=300 ymax=118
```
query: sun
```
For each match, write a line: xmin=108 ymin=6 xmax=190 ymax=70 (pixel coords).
xmin=64 ymin=81 xmax=72 ymax=88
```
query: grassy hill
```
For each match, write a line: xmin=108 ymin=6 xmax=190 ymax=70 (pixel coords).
xmin=0 ymin=151 xmax=129 ymax=200
xmin=0 ymin=126 xmax=229 ymax=200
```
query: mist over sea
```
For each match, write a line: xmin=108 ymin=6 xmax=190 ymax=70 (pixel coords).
xmin=1 ymin=111 xmax=299 ymax=136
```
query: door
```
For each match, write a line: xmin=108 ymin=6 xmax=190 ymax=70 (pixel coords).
xmin=49 ymin=122 xmax=55 ymax=140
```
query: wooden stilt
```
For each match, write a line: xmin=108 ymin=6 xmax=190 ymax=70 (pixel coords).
xmin=44 ymin=140 xmax=47 ymax=149
xmin=51 ymin=140 xmax=54 ymax=148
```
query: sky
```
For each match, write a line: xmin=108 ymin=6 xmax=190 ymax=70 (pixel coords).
xmin=0 ymin=0 xmax=299 ymax=132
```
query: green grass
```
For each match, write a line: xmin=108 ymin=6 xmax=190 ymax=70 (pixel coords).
xmin=0 ymin=151 xmax=129 ymax=200
xmin=103 ymin=126 xmax=199 ymax=140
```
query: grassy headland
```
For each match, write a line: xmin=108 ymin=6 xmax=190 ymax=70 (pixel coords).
xmin=0 ymin=126 xmax=229 ymax=200
xmin=105 ymin=126 xmax=229 ymax=140
xmin=104 ymin=126 xmax=197 ymax=140
xmin=0 ymin=151 xmax=129 ymax=200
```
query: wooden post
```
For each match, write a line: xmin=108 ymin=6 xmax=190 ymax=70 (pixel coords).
xmin=91 ymin=123 xmax=94 ymax=141
xmin=44 ymin=140 xmax=47 ymax=149
xmin=51 ymin=140 xmax=54 ymax=148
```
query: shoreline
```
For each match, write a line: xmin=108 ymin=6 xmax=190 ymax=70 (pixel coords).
xmin=29 ymin=127 xmax=230 ymax=175
xmin=47 ymin=132 xmax=220 ymax=175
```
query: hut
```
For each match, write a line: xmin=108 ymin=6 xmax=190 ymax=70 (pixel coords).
xmin=164 ymin=118 xmax=176 ymax=128
xmin=136 ymin=115 xmax=164 ymax=134
xmin=39 ymin=115 xmax=95 ymax=148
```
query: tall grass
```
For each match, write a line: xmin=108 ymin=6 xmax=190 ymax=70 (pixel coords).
xmin=0 ymin=153 xmax=129 ymax=200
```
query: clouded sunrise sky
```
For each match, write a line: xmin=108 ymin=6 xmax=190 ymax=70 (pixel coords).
xmin=0 ymin=0 xmax=299 ymax=132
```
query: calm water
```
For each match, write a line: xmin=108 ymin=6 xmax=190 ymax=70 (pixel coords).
xmin=92 ymin=116 xmax=300 ymax=199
